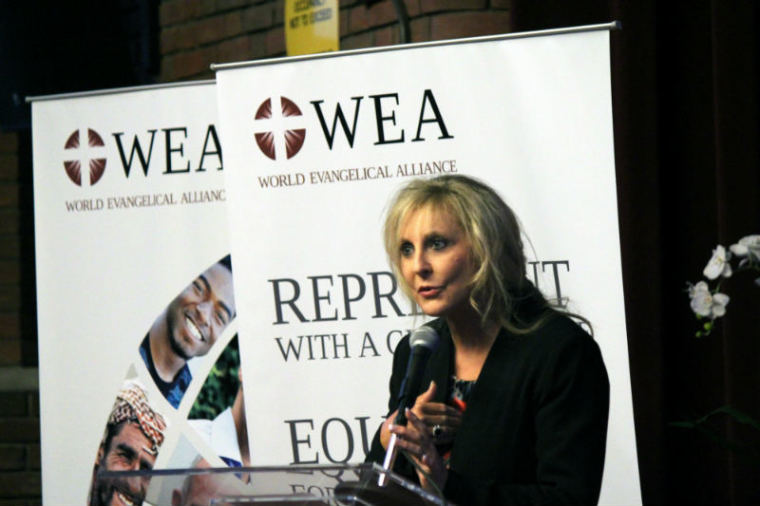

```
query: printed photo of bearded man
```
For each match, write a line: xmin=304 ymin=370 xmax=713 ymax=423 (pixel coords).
xmin=89 ymin=380 xmax=167 ymax=506
xmin=139 ymin=255 xmax=236 ymax=408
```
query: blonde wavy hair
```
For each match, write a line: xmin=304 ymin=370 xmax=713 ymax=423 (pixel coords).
xmin=384 ymin=174 xmax=554 ymax=334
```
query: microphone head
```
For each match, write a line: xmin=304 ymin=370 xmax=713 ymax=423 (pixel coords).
xmin=409 ymin=325 xmax=439 ymax=352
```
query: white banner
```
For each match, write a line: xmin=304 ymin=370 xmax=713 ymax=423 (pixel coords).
xmin=216 ymin=27 xmax=640 ymax=504
xmin=32 ymin=83 xmax=252 ymax=504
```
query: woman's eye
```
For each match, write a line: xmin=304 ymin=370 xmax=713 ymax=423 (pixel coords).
xmin=431 ymin=238 xmax=448 ymax=250
xmin=193 ymin=280 xmax=202 ymax=293
xmin=400 ymin=243 xmax=413 ymax=257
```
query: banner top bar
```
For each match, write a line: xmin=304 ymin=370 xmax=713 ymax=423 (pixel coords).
xmin=25 ymin=79 xmax=216 ymax=104
xmin=211 ymin=21 xmax=620 ymax=72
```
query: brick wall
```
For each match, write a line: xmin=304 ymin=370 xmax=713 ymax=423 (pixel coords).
xmin=159 ymin=0 xmax=287 ymax=81
xmin=1 ymin=1 xmax=513 ymax=502
xmin=159 ymin=0 xmax=512 ymax=81
xmin=0 ymin=133 xmax=22 ymax=367
xmin=0 ymin=390 xmax=40 ymax=506
xmin=0 ymin=129 xmax=41 ymax=503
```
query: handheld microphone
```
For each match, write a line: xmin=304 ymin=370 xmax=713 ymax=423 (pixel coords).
xmin=393 ymin=325 xmax=440 ymax=425
xmin=381 ymin=325 xmax=440 ymax=483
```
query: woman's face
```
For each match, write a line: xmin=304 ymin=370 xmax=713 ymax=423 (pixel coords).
xmin=398 ymin=205 xmax=476 ymax=319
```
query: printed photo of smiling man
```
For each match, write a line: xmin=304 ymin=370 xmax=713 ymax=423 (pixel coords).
xmin=139 ymin=255 xmax=236 ymax=409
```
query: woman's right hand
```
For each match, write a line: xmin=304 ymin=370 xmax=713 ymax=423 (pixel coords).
xmin=390 ymin=408 xmax=448 ymax=493
xmin=380 ymin=381 xmax=463 ymax=449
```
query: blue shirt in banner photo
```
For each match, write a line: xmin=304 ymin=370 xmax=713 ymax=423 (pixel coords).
xmin=140 ymin=334 xmax=191 ymax=409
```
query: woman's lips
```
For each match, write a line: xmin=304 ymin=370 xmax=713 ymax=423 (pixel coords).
xmin=418 ymin=286 xmax=442 ymax=298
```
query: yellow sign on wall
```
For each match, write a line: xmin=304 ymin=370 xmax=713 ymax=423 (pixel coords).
xmin=285 ymin=0 xmax=339 ymax=56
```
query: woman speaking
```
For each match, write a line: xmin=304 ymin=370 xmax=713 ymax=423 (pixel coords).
xmin=366 ymin=175 xmax=609 ymax=505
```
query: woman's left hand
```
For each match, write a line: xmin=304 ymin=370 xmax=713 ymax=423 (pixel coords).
xmin=412 ymin=381 xmax=462 ymax=445
xmin=389 ymin=408 xmax=448 ymax=493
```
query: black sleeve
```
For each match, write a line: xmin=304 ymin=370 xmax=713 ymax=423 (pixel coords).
xmin=444 ymin=330 xmax=610 ymax=505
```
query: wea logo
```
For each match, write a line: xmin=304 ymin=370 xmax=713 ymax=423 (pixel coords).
xmin=251 ymin=89 xmax=453 ymax=161
xmin=61 ymin=125 xmax=224 ymax=187
xmin=254 ymin=97 xmax=306 ymax=160
xmin=63 ymin=129 xmax=107 ymax=186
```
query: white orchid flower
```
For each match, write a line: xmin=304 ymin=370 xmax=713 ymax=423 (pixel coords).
xmin=689 ymin=281 xmax=713 ymax=317
xmin=687 ymin=280 xmax=708 ymax=298
xmin=710 ymin=292 xmax=730 ymax=317
xmin=688 ymin=281 xmax=730 ymax=319
xmin=729 ymin=235 xmax=760 ymax=260
xmin=703 ymin=245 xmax=732 ymax=280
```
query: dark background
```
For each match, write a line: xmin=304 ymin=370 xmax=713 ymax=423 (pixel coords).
xmin=512 ymin=2 xmax=760 ymax=504
xmin=0 ymin=0 xmax=159 ymax=130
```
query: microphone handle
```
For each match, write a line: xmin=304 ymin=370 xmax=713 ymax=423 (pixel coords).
xmin=394 ymin=347 xmax=431 ymax=425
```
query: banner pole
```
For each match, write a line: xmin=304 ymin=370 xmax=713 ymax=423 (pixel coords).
xmin=211 ymin=21 xmax=621 ymax=72
xmin=25 ymin=79 xmax=216 ymax=103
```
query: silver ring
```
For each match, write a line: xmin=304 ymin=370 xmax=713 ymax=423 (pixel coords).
xmin=432 ymin=424 xmax=442 ymax=439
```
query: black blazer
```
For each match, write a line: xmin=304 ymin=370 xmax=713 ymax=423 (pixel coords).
xmin=366 ymin=314 xmax=609 ymax=505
